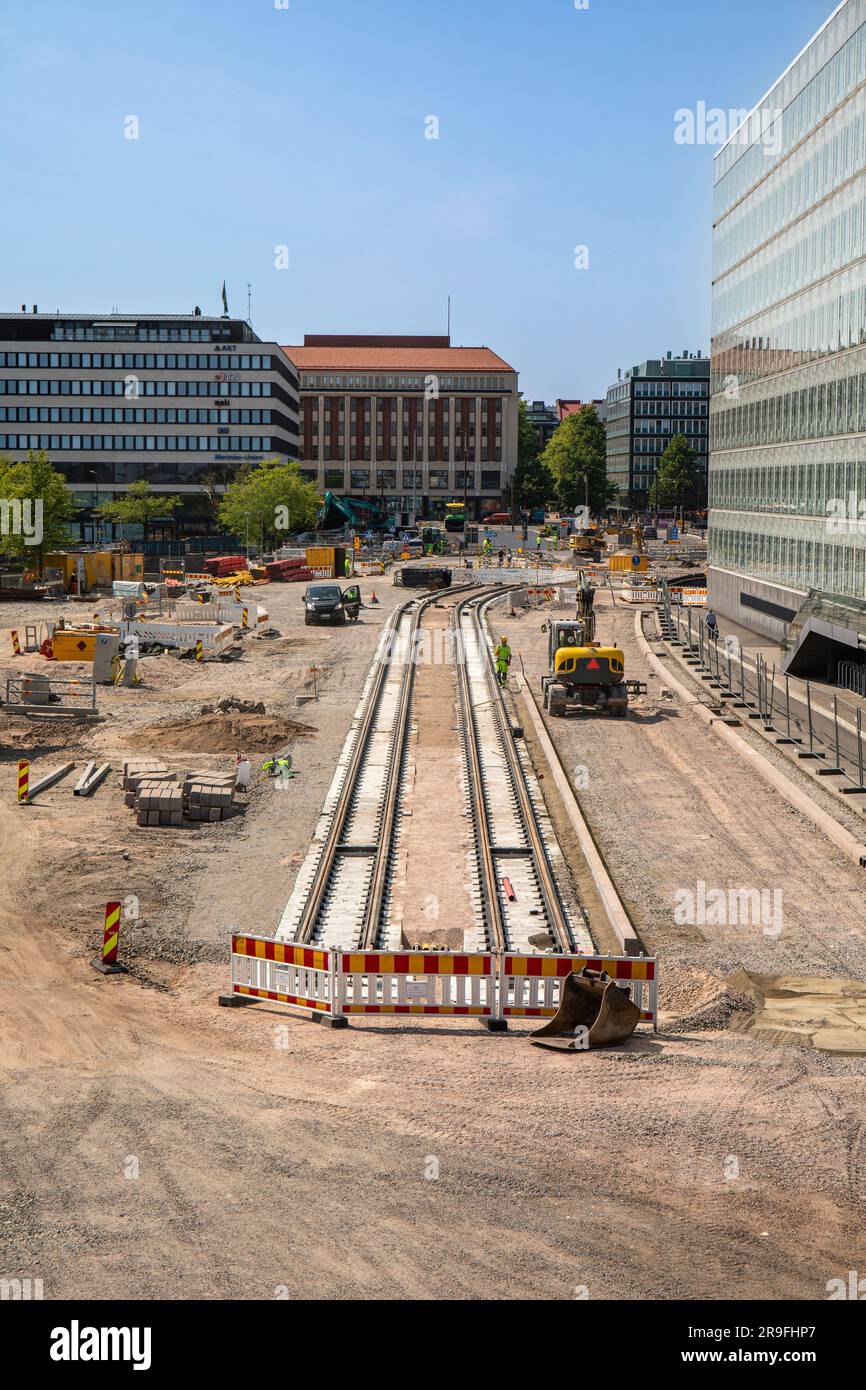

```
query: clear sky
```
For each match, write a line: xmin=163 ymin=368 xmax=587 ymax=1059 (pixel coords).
xmin=0 ymin=0 xmax=837 ymax=401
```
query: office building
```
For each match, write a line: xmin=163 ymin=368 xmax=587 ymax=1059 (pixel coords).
xmin=709 ymin=0 xmax=866 ymax=673
xmin=284 ymin=334 xmax=519 ymax=521
xmin=605 ymin=354 xmax=710 ymax=506
xmin=0 ymin=310 xmax=299 ymax=540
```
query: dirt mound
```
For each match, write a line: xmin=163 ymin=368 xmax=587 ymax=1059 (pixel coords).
xmin=659 ymin=961 xmax=756 ymax=1032
xmin=129 ymin=712 xmax=315 ymax=755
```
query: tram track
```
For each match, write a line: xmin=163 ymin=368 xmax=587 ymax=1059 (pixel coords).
xmin=278 ymin=581 xmax=588 ymax=956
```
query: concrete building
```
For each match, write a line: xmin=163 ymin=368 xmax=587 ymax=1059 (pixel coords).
xmin=525 ymin=400 xmax=559 ymax=453
xmin=283 ymin=334 xmax=519 ymax=522
xmin=605 ymin=354 xmax=709 ymax=507
xmin=0 ymin=309 xmax=299 ymax=540
xmin=709 ymin=0 xmax=866 ymax=676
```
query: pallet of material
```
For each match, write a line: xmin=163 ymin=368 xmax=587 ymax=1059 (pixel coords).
xmin=203 ymin=555 xmax=247 ymax=577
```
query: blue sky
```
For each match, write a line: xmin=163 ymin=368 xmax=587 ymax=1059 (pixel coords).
xmin=0 ymin=0 xmax=837 ymax=401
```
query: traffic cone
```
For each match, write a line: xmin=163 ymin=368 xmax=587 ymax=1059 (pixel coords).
xmin=370 ymin=590 xmax=379 ymax=604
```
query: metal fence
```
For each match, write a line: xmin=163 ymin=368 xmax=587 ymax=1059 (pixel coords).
xmin=671 ymin=605 xmax=866 ymax=794
xmin=837 ymin=661 xmax=866 ymax=697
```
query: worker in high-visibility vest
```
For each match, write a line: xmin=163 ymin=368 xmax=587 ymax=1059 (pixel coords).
xmin=495 ymin=636 xmax=512 ymax=687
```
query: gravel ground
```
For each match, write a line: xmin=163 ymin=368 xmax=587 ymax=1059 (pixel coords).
xmin=2 ymin=566 xmax=866 ymax=1301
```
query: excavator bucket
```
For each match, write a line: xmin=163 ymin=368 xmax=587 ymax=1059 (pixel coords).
xmin=530 ymin=969 xmax=641 ymax=1051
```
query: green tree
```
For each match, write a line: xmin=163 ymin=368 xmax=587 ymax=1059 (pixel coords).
xmin=96 ymin=478 xmax=182 ymax=538
xmin=540 ymin=405 xmax=614 ymax=513
xmin=0 ymin=450 xmax=78 ymax=572
xmin=218 ymin=459 xmax=319 ymax=549
xmin=648 ymin=434 xmax=705 ymax=513
xmin=511 ymin=400 xmax=554 ymax=511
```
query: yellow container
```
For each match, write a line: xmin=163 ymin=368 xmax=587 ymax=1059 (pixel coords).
xmin=609 ymin=553 xmax=648 ymax=574
xmin=52 ymin=630 xmax=98 ymax=661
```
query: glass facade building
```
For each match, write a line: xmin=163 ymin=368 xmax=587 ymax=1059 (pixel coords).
xmin=709 ymin=0 xmax=866 ymax=639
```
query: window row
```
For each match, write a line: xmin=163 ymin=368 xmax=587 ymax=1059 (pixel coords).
xmin=301 ymin=374 xmax=508 ymax=391
xmin=633 ymin=380 xmax=709 ymax=397
xmin=711 ymin=262 xmax=866 ymax=387
xmin=0 ymin=351 xmax=274 ymax=371
xmin=710 ymin=368 xmax=866 ymax=448
xmin=0 ymin=379 xmax=276 ymax=399
xmin=0 ymin=407 xmax=272 ymax=425
xmin=634 ymin=400 xmax=709 ymax=417
xmin=634 ymin=418 xmax=708 ymax=434
xmin=0 ymin=435 xmax=272 ymax=453
xmin=709 ymin=521 xmax=866 ymax=600
xmin=709 ymin=451 xmax=866 ymax=516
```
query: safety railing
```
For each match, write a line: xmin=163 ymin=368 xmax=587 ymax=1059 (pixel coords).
xmin=672 ymin=607 xmax=866 ymax=794
xmin=227 ymin=937 xmax=658 ymax=1030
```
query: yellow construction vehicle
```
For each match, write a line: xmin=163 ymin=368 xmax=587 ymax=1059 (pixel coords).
xmin=540 ymin=621 xmax=645 ymax=718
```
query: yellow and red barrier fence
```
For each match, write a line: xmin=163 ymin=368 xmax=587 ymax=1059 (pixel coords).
xmin=337 ymin=950 xmax=495 ymax=1017
xmin=224 ymin=937 xmax=657 ymax=1030
xmin=501 ymin=953 xmax=656 ymax=1024
xmin=230 ymin=936 xmax=335 ymax=1014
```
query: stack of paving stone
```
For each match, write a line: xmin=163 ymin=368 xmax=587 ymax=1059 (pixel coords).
xmin=120 ymin=760 xmax=238 ymax=826
xmin=183 ymin=771 xmax=237 ymax=822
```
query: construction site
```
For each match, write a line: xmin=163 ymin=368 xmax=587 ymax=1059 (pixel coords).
xmin=2 ymin=523 xmax=865 ymax=1304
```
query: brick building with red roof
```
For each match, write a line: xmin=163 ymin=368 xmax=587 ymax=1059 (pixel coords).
xmin=282 ymin=335 xmax=519 ymax=522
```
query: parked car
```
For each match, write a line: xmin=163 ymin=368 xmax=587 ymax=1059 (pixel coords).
xmin=483 ymin=512 xmax=513 ymax=525
xmin=302 ymin=582 xmax=348 ymax=625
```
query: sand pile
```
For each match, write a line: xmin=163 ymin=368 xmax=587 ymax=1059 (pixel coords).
xmin=659 ymin=961 xmax=756 ymax=1032
xmin=130 ymin=712 xmax=314 ymax=755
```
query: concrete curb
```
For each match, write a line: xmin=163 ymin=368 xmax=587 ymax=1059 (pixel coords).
xmin=515 ymin=672 xmax=642 ymax=955
xmin=634 ymin=609 xmax=866 ymax=869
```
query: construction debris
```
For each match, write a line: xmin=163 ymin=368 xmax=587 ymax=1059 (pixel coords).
xmin=24 ymin=763 xmax=76 ymax=801
xmin=73 ymin=761 xmax=111 ymax=796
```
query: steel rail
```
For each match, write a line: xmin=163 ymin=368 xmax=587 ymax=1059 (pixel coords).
xmin=457 ymin=589 xmax=574 ymax=953
xmin=294 ymin=581 xmax=479 ymax=946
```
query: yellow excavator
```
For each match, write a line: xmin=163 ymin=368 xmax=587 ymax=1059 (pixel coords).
xmin=541 ymin=620 xmax=646 ymax=718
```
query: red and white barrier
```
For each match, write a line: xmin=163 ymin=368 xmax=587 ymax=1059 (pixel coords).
xmin=335 ymin=950 xmax=495 ymax=1017
xmin=230 ymin=936 xmax=335 ymax=1015
xmin=226 ymin=937 xmax=657 ymax=1030
xmin=501 ymin=953 xmax=656 ymax=1026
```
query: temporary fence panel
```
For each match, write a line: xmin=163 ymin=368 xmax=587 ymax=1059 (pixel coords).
xmin=231 ymin=935 xmax=334 ymax=1015
xmin=336 ymin=951 xmax=495 ymax=1016
xmin=501 ymin=953 xmax=657 ymax=1027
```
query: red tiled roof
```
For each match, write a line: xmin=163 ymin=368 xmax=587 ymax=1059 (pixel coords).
xmin=283 ymin=344 xmax=515 ymax=372
xmin=556 ymin=398 xmax=602 ymax=420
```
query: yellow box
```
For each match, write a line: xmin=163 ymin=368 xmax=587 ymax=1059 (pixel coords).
xmin=609 ymin=553 xmax=648 ymax=573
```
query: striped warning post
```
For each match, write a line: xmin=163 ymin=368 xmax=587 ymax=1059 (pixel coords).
xmin=10 ymin=630 xmax=21 ymax=656
xmin=338 ymin=951 xmax=494 ymax=1016
xmin=90 ymin=901 xmax=128 ymax=975
xmin=503 ymin=953 xmax=657 ymax=1026
xmin=17 ymin=760 xmax=29 ymax=803
xmin=194 ymin=640 xmax=203 ymax=662
xmin=102 ymin=902 xmax=122 ymax=964
xmin=241 ymin=607 xmax=249 ymax=628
